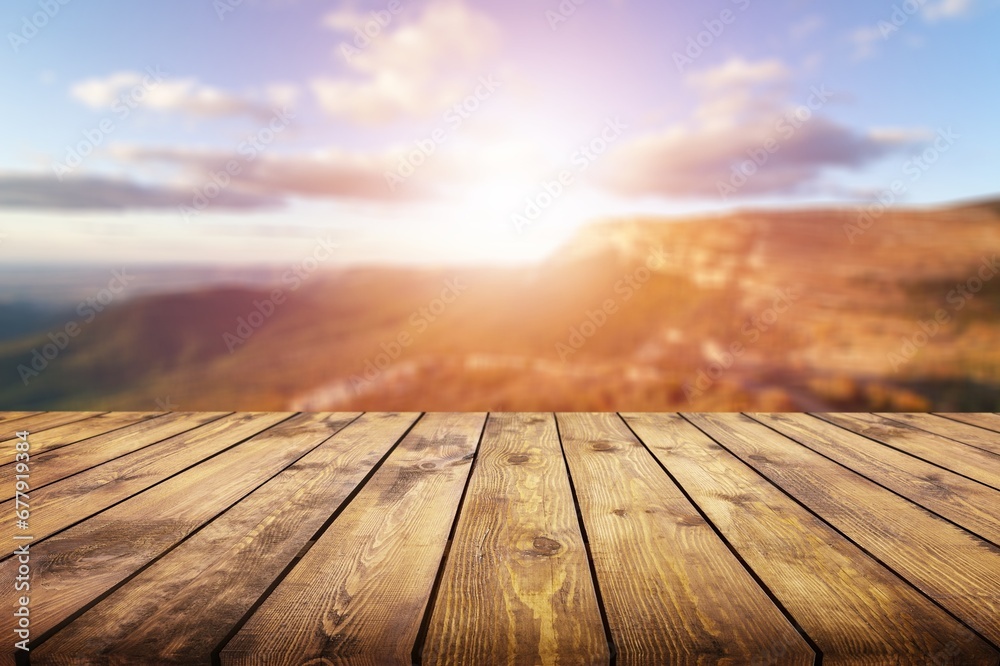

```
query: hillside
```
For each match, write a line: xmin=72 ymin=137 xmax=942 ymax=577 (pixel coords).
xmin=2 ymin=201 xmax=998 ymax=411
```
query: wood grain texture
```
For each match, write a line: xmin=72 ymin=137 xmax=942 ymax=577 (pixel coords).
xmin=423 ymin=413 xmax=609 ymax=666
xmin=220 ymin=412 xmax=481 ymax=666
xmin=0 ymin=412 xmax=334 ymax=641
xmin=559 ymin=413 xmax=813 ymax=666
xmin=750 ymin=413 xmax=1000 ymax=545
xmin=0 ymin=411 xmax=228 ymax=503
xmin=0 ymin=411 xmax=42 ymax=424
xmin=0 ymin=412 xmax=105 ymax=451
xmin=937 ymin=413 xmax=1000 ymax=436
xmin=10 ymin=412 xmax=162 ymax=455
xmin=877 ymin=413 xmax=1000 ymax=457
xmin=0 ymin=412 xmax=255 ymax=550
xmin=815 ymin=413 xmax=1000 ymax=489
xmin=686 ymin=412 xmax=1000 ymax=648
xmin=34 ymin=413 xmax=425 ymax=666
xmin=626 ymin=412 xmax=997 ymax=665
xmin=1 ymin=411 xmax=997 ymax=665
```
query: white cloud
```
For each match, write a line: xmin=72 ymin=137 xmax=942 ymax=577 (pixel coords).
xmin=686 ymin=57 xmax=790 ymax=91
xmin=70 ymin=71 xmax=280 ymax=120
xmin=849 ymin=26 xmax=883 ymax=60
xmin=322 ymin=7 xmax=369 ymax=31
xmin=849 ymin=0 xmax=975 ymax=59
xmin=597 ymin=58 xmax=926 ymax=200
xmin=923 ymin=0 xmax=974 ymax=21
xmin=106 ymin=141 xmax=462 ymax=203
xmin=312 ymin=0 xmax=501 ymax=125
xmin=264 ymin=83 xmax=301 ymax=109
xmin=790 ymin=16 xmax=825 ymax=41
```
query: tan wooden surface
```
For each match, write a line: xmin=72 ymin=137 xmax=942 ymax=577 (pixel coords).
xmin=0 ymin=411 xmax=227 ymax=504
xmin=221 ymin=412 xmax=479 ymax=666
xmin=816 ymin=412 xmax=1000 ymax=489
xmin=423 ymin=413 xmax=609 ymax=666
xmin=937 ymin=412 xmax=1000 ymax=438
xmin=560 ymin=412 xmax=812 ymax=665
xmin=879 ymin=412 xmax=1000 ymax=456
xmin=628 ymin=412 xmax=995 ymax=665
xmin=751 ymin=413 xmax=1000 ymax=544
xmin=687 ymin=412 xmax=1000 ymax=650
xmin=2 ymin=412 xmax=997 ymax=666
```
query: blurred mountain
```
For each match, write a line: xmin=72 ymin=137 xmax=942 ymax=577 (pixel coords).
xmin=1 ymin=201 xmax=998 ymax=411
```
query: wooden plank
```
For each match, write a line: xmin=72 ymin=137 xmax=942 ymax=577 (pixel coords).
xmin=815 ymin=413 xmax=1000 ymax=489
xmin=626 ymin=413 xmax=998 ymax=665
xmin=0 ymin=411 xmax=102 ymax=433
xmin=558 ymin=413 xmax=813 ymax=666
xmin=0 ymin=411 xmax=42 ymax=424
xmin=0 ymin=411 xmax=226 ymax=502
xmin=219 ymin=412 xmax=483 ymax=666
xmin=0 ymin=412 xmax=105 ymax=447
xmin=0 ymin=412 xmax=354 ymax=642
xmin=937 ymin=413 xmax=1000 ymax=436
xmin=34 ymin=412 xmax=422 ymax=666
xmin=878 ymin=413 xmax=1000 ymax=457
xmin=0 ymin=412 xmax=241 ymax=548
xmin=423 ymin=413 xmax=609 ymax=666
xmin=1 ymin=412 xmax=159 ymax=469
xmin=750 ymin=413 xmax=1000 ymax=545
xmin=686 ymin=412 xmax=1000 ymax=648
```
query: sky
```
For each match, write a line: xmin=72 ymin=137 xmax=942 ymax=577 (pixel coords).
xmin=0 ymin=0 xmax=998 ymax=266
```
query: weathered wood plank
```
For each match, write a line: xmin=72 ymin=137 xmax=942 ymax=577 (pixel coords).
xmin=0 ymin=411 xmax=42 ymax=424
xmin=558 ymin=413 xmax=812 ymax=666
xmin=0 ymin=412 xmax=249 ymax=549
xmin=0 ymin=412 xmax=227 ymax=503
xmin=0 ymin=411 xmax=103 ymax=432
xmin=0 ymin=412 xmax=356 ymax=643
xmin=14 ymin=412 xmax=162 ymax=453
xmin=937 ymin=413 xmax=1000 ymax=436
xmin=815 ymin=413 xmax=1000 ymax=489
xmin=423 ymin=413 xmax=609 ymax=666
xmin=219 ymin=412 xmax=482 ymax=666
xmin=33 ymin=413 xmax=425 ymax=666
xmin=686 ymin=412 xmax=1000 ymax=648
xmin=877 ymin=413 xmax=1000 ymax=457
xmin=750 ymin=413 xmax=1000 ymax=545
xmin=0 ymin=412 xmax=106 ymax=451
xmin=626 ymin=412 xmax=997 ymax=665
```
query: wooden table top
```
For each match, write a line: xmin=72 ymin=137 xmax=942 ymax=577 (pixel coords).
xmin=1 ymin=411 xmax=998 ymax=665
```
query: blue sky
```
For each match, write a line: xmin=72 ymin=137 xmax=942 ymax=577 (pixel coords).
xmin=1 ymin=0 xmax=998 ymax=265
